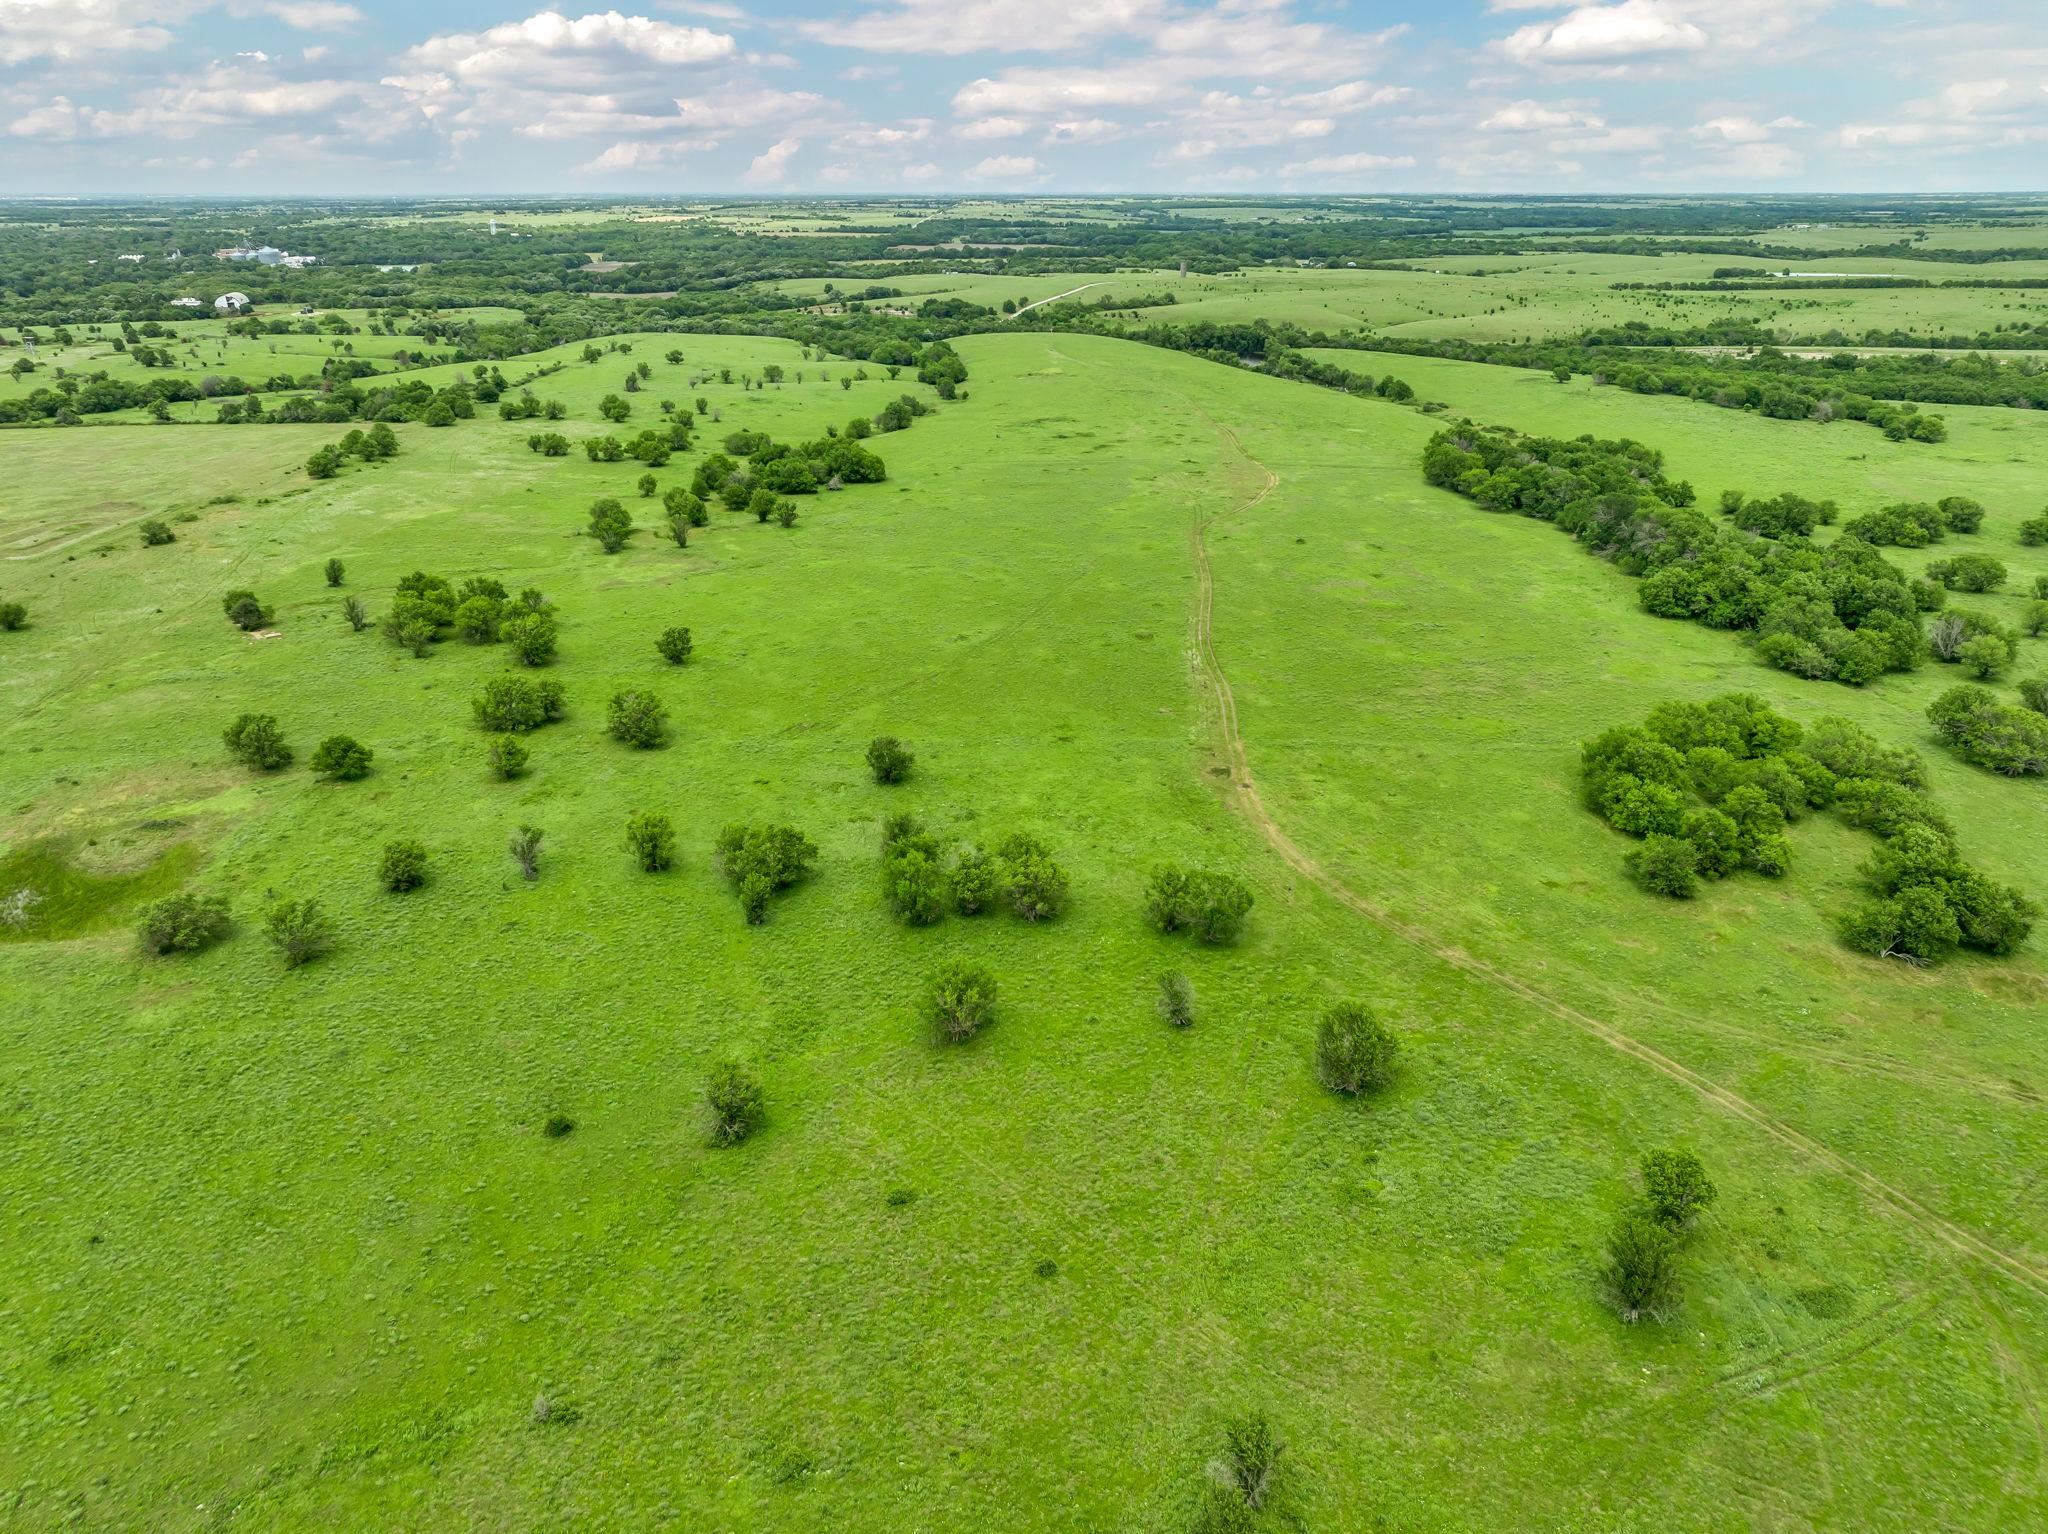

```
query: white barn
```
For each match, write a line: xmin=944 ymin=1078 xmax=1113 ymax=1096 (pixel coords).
xmin=215 ymin=292 xmax=251 ymax=312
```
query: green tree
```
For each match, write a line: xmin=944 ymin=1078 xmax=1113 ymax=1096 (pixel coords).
xmin=950 ymin=846 xmax=1000 ymax=915
xmin=624 ymin=810 xmax=676 ymax=872
xmin=379 ymin=839 xmax=428 ymax=892
xmin=309 ymin=734 xmax=373 ymax=781
xmin=929 ymin=959 xmax=999 ymax=1042
xmin=0 ymin=602 xmax=25 ymax=631
xmin=264 ymin=898 xmax=334 ymax=968
xmin=487 ymin=734 xmax=530 ymax=780
xmin=866 ymin=735 xmax=914 ymax=784
xmin=588 ymin=497 xmax=633 ymax=554
xmin=706 ymin=1061 xmax=764 ymax=1147
xmin=138 ymin=518 xmax=174 ymax=546
xmin=1641 ymin=1149 xmax=1718 ymax=1229
xmin=714 ymin=823 xmax=818 ymax=923
xmin=137 ymin=892 xmax=230 ymax=955
xmin=509 ymin=824 xmax=544 ymax=881
xmin=997 ymin=833 xmax=1068 ymax=922
xmin=637 ymin=472 xmax=657 ymax=498
xmin=473 ymin=674 xmax=566 ymax=732
xmin=1220 ymin=1412 xmax=1281 ymax=1512
xmin=1157 ymin=970 xmax=1196 ymax=1029
xmin=1623 ymin=833 xmax=1700 ymax=898
xmin=502 ymin=610 xmax=558 ymax=666
xmin=324 ymin=557 xmax=345 ymax=587
xmin=223 ymin=712 xmax=292 ymax=771
xmin=656 ymin=625 xmax=693 ymax=665
xmin=607 ymin=689 xmax=668 ymax=748
xmin=1315 ymin=1002 xmax=1397 ymax=1095
xmin=1606 ymin=1213 xmax=1680 ymax=1323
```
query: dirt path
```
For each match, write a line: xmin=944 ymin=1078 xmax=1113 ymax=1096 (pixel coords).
xmin=1184 ymin=416 xmax=2048 ymax=1300
xmin=1011 ymin=283 xmax=1113 ymax=317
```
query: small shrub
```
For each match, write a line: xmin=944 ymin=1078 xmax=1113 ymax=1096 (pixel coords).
xmin=1641 ymin=1149 xmax=1718 ymax=1229
xmin=341 ymin=595 xmax=370 ymax=631
xmin=1219 ymin=1412 xmax=1281 ymax=1512
xmin=1157 ymin=970 xmax=1195 ymax=1028
xmin=1623 ymin=833 xmax=1699 ymax=898
xmin=379 ymin=839 xmax=428 ymax=892
xmin=137 ymin=891 xmax=230 ymax=955
xmin=1142 ymin=865 xmax=1190 ymax=933
xmin=309 ymin=734 xmax=373 ymax=781
xmin=656 ymin=625 xmax=693 ymax=665
xmin=487 ymin=733 xmax=530 ymax=779
xmin=473 ymin=675 xmax=565 ymax=733
xmin=950 ymin=845 xmax=1000 ymax=915
xmin=866 ymin=735 xmax=913 ymax=784
xmin=324 ymin=557 xmax=345 ymax=587
xmin=714 ymin=823 xmax=818 ymax=923
xmin=588 ymin=496 xmax=633 ymax=554
xmin=264 ymin=898 xmax=334 ymax=968
xmin=882 ymin=839 xmax=949 ymax=925
xmin=138 ymin=518 xmax=174 ymax=546
xmin=997 ymin=833 xmax=1068 ymax=922
xmin=706 ymin=1061 xmax=765 ymax=1146
xmin=0 ymin=602 xmax=25 ymax=631
xmin=509 ymin=824 xmax=544 ymax=881
xmin=624 ymin=810 xmax=676 ymax=872
xmin=227 ymin=593 xmax=271 ymax=631
xmin=2020 ymin=676 xmax=2048 ymax=716
xmin=606 ymin=688 xmax=668 ymax=748
xmin=542 ymin=1113 xmax=574 ymax=1138
xmin=775 ymin=504 xmax=798 ymax=528
xmin=637 ymin=472 xmax=657 ymax=498
xmin=1314 ymin=1002 xmax=1397 ymax=1095
xmin=1147 ymin=865 xmax=1254 ymax=943
xmin=1607 ymin=1212 xmax=1680 ymax=1323
xmin=223 ymin=712 xmax=292 ymax=771
xmin=929 ymin=959 xmax=998 ymax=1042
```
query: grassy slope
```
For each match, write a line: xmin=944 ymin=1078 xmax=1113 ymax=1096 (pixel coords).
xmin=0 ymin=332 xmax=2042 ymax=1530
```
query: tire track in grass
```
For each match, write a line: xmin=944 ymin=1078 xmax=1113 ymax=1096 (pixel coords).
xmin=1182 ymin=412 xmax=2048 ymax=1302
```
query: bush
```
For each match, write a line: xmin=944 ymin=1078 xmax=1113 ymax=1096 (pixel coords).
xmin=715 ymin=823 xmax=818 ymax=923
xmin=341 ymin=595 xmax=370 ymax=631
xmin=487 ymin=733 xmax=530 ymax=779
xmin=502 ymin=609 xmax=558 ymax=667
xmin=882 ymin=837 xmax=949 ymax=924
xmin=1925 ymin=553 xmax=2008 ymax=593
xmin=929 ymin=959 xmax=998 ymax=1042
xmin=1927 ymin=685 xmax=2048 ymax=776
xmin=706 ymin=1061 xmax=765 ymax=1146
xmin=587 ymin=497 xmax=633 ymax=553
xmin=224 ymin=589 xmax=272 ymax=630
xmin=453 ymin=595 xmax=502 ymax=644
xmin=1606 ymin=1213 xmax=1680 ymax=1323
xmin=324 ymin=557 xmax=344 ymax=587
xmin=1959 ymin=633 xmax=2011 ymax=680
xmin=1142 ymin=865 xmax=1191 ymax=933
xmin=2018 ymin=514 xmax=2048 ymax=547
xmin=637 ymin=472 xmax=657 ymax=498
xmin=0 ymin=602 xmax=25 ymax=631
xmin=656 ymin=625 xmax=693 ymax=665
xmin=1157 ymin=970 xmax=1196 ymax=1028
xmin=379 ymin=839 xmax=428 ymax=892
xmin=509 ymin=824 xmax=544 ymax=881
xmin=223 ymin=712 xmax=292 ymax=771
xmin=1314 ymin=1002 xmax=1398 ymax=1095
xmin=1936 ymin=495 xmax=1986 ymax=534
xmin=138 ymin=518 xmax=174 ymax=546
xmin=474 ymin=675 xmax=566 ymax=733
xmin=866 ymin=735 xmax=913 ymax=784
xmin=1145 ymin=864 xmax=1254 ymax=943
xmin=2023 ymin=602 xmax=2048 ymax=639
xmin=1641 ymin=1149 xmax=1717 ymax=1228
xmin=2021 ymin=676 xmax=2048 ymax=716
xmin=1220 ymin=1412 xmax=1281 ymax=1512
xmin=264 ymin=898 xmax=334 ymax=968
xmin=606 ymin=689 xmax=668 ymax=748
xmin=1623 ymin=833 xmax=1699 ymax=898
xmin=309 ymin=734 xmax=373 ymax=781
xmin=137 ymin=891 xmax=230 ymax=955
xmin=997 ymin=833 xmax=1068 ymax=922
xmin=950 ymin=845 xmax=1000 ymax=914
xmin=624 ymin=810 xmax=675 ymax=872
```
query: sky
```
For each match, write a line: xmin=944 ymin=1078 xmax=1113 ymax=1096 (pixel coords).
xmin=0 ymin=0 xmax=2043 ymax=195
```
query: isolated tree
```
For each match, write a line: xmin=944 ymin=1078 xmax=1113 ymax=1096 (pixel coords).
xmin=1641 ymin=1149 xmax=1718 ymax=1229
xmin=379 ymin=839 xmax=428 ymax=893
xmin=502 ymin=609 xmax=558 ymax=666
xmin=310 ymin=734 xmax=373 ymax=781
xmin=588 ymin=497 xmax=633 ymax=554
xmin=138 ymin=518 xmax=175 ymax=546
xmin=1157 ymin=970 xmax=1196 ymax=1029
xmin=637 ymin=472 xmax=657 ymax=498
xmin=487 ymin=733 xmax=530 ymax=780
xmin=335 ymin=595 xmax=369 ymax=635
xmin=656 ymin=625 xmax=693 ymax=665
xmin=1606 ymin=1213 xmax=1680 ymax=1324
xmin=264 ymin=898 xmax=334 ymax=968
xmin=509 ymin=824 xmax=544 ymax=881
xmin=624 ymin=809 xmax=676 ymax=872
xmin=1315 ymin=1002 xmax=1397 ymax=1095
xmin=866 ymin=735 xmax=913 ymax=784
xmin=223 ymin=712 xmax=292 ymax=771
xmin=1219 ymin=1412 xmax=1281 ymax=1512
xmin=225 ymin=591 xmax=272 ymax=631
xmin=714 ymin=822 xmax=818 ymax=923
xmin=137 ymin=891 xmax=231 ymax=955
xmin=598 ymin=393 xmax=631 ymax=423
xmin=706 ymin=1061 xmax=764 ymax=1147
xmin=929 ymin=959 xmax=999 ymax=1042
xmin=607 ymin=688 xmax=668 ymax=748
xmin=0 ymin=602 xmax=25 ymax=631
xmin=324 ymin=557 xmax=345 ymax=587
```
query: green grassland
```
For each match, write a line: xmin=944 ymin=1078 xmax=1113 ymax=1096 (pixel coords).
xmin=3 ymin=322 xmax=2046 ymax=1531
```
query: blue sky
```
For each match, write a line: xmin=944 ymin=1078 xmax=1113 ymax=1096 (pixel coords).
xmin=1 ymin=0 xmax=2043 ymax=194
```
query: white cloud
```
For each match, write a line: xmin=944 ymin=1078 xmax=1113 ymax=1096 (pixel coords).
xmin=1279 ymin=150 xmax=1414 ymax=177
xmin=743 ymin=134 xmax=801 ymax=183
xmin=255 ymin=1 xmax=366 ymax=28
xmin=583 ymin=136 xmax=714 ymax=170
xmin=0 ymin=0 xmax=192 ymax=65
xmin=1690 ymin=113 xmax=1803 ymax=143
xmin=1478 ymin=100 xmax=1602 ymax=131
xmin=971 ymin=153 xmax=1043 ymax=178
xmin=800 ymin=0 xmax=1166 ymax=57
xmin=401 ymin=11 xmax=737 ymax=86
xmin=956 ymin=115 xmax=1030 ymax=139
xmin=1043 ymin=117 xmax=1123 ymax=144
xmin=1500 ymin=1 xmax=1707 ymax=68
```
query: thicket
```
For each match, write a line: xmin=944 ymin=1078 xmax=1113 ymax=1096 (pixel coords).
xmin=715 ymin=823 xmax=818 ymax=924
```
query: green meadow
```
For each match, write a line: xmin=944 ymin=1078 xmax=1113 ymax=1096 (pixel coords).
xmin=4 ymin=316 xmax=2046 ymax=1531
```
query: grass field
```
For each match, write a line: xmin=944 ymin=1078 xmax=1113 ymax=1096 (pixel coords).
xmin=3 ymin=324 xmax=2046 ymax=1530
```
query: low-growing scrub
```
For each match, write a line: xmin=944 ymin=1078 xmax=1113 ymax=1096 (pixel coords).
xmin=1143 ymin=864 xmax=1253 ymax=943
xmin=1314 ymin=1002 xmax=1398 ymax=1095
xmin=473 ymin=675 xmax=566 ymax=733
xmin=379 ymin=839 xmax=428 ymax=893
xmin=706 ymin=1061 xmax=764 ymax=1146
xmin=137 ymin=891 xmax=230 ymax=955
xmin=929 ymin=959 xmax=998 ymax=1042
xmin=715 ymin=823 xmax=817 ymax=923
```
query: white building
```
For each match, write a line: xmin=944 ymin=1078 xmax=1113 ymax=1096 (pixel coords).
xmin=215 ymin=292 xmax=251 ymax=312
xmin=170 ymin=296 xmax=204 ymax=308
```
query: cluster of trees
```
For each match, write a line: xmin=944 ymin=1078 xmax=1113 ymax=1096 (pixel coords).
xmin=473 ymin=674 xmax=567 ymax=732
xmin=1841 ymin=495 xmax=1983 ymax=547
xmin=582 ymin=415 xmax=692 ymax=465
xmin=381 ymin=572 xmax=557 ymax=662
xmin=880 ymin=816 xmax=1070 ymax=927
xmin=1927 ymin=686 xmax=2048 ymax=777
xmin=1606 ymin=1150 xmax=1717 ymax=1324
xmin=136 ymin=888 xmax=334 ymax=969
xmin=689 ymin=410 xmax=898 ymax=503
xmin=306 ymin=420 xmax=399 ymax=478
xmin=223 ymin=373 xmax=482 ymax=427
xmin=1425 ymin=426 xmax=1925 ymax=686
xmin=1582 ymin=692 xmax=2035 ymax=963
xmin=715 ymin=823 xmax=819 ymax=924
xmin=1142 ymin=864 xmax=1254 ymax=944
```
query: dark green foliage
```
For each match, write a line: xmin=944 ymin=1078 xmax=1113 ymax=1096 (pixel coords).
xmin=2021 ymin=602 xmax=2048 ymax=639
xmin=2018 ymin=514 xmax=2048 ymax=547
xmin=379 ymin=839 xmax=428 ymax=893
xmin=509 ymin=825 xmax=544 ymax=881
xmin=623 ymin=810 xmax=675 ymax=872
xmin=223 ymin=712 xmax=291 ymax=771
xmin=588 ymin=497 xmax=633 ymax=553
xmin=1623 ymin=834 xmax=1699 ymax=898
xmin=606 ymin=689 xmax=668 ymax=748
xmin=656 ymin=625 xmax=693 ymax=665
xmin=715 ymin=823 xmax=818 ymax=923
xmin=1842 ymin=501 xmax=1945 ymax=547
xmin=866 ymin=735 xmax=913 ymax=784
xmin=324 ymin=557 xmax=344 ymax=587
xmin=1723 ymin=490 xmax=1836 ymax=540
xmin=0 ymin=602 xmax=25 ymax=631
xmin=1157 ymin=970 xmax=1196 ymax=1029
xmin=137 ymin=891 xmax=230 ymax=955
xmin=996 ymin=833 xmax=1068 ymax=922
xmin=929 ymin=959 xmax=998 ymax=1042
xmin=1219 ymin=1412 xmax=1281 ymax=1512
xmin=309 ymin=734 xmax=373 ymax=781
xmin=1927 ymin=685 xmax=2048 ymax=775
xmin=473 ymin=675 xmax=565 ymax=733
xmin=487 ymin=734 xmax=530 ymax=780
xmin=453 ymin=595 xmax=502 ymax=644
xmin=1641 ymin=1150 xmax=1717 ymax=1228
xmin=706 ymin=1061 xmax=764 ymax=1147
xmin=2020 ymin=676 xmax=2048 ymax=716
xmin=1314 ymin=1002 xmax=1397 ymax=1095
xmin=881 ymin=828 xmax=949 ymax=925
xmin=637 ymin=473 xmax=657 ymax=498
xmin=1936 ymin=495 xmax=1985 ymax=534
xmin=138 ymin=518 xmax=174 ymax=546
xmin=949 ymin=845 xmax=1000 ymax=915
xmin=223 ymin=589 xmax=273 ymax=630
xmin=1143 ymin=863 xmax=1254 ymax=942
xmin=1192 ymin=1482 xmax=1255 ymax=1534
xmin=503 ymin=609 xmax=559 ymax=666
xmin=264 ymin=898 xmax=333 ymax=968
xmin=341 ymin=595 xmax=369 ymax=631
xmin=1606 ymin=1213 xmax=1680 ymax=1323
xmin=1925 ymin=553 xmax=2008 ymax=593
xmin=542 ymin=1114 xmax=574 ymax=1139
